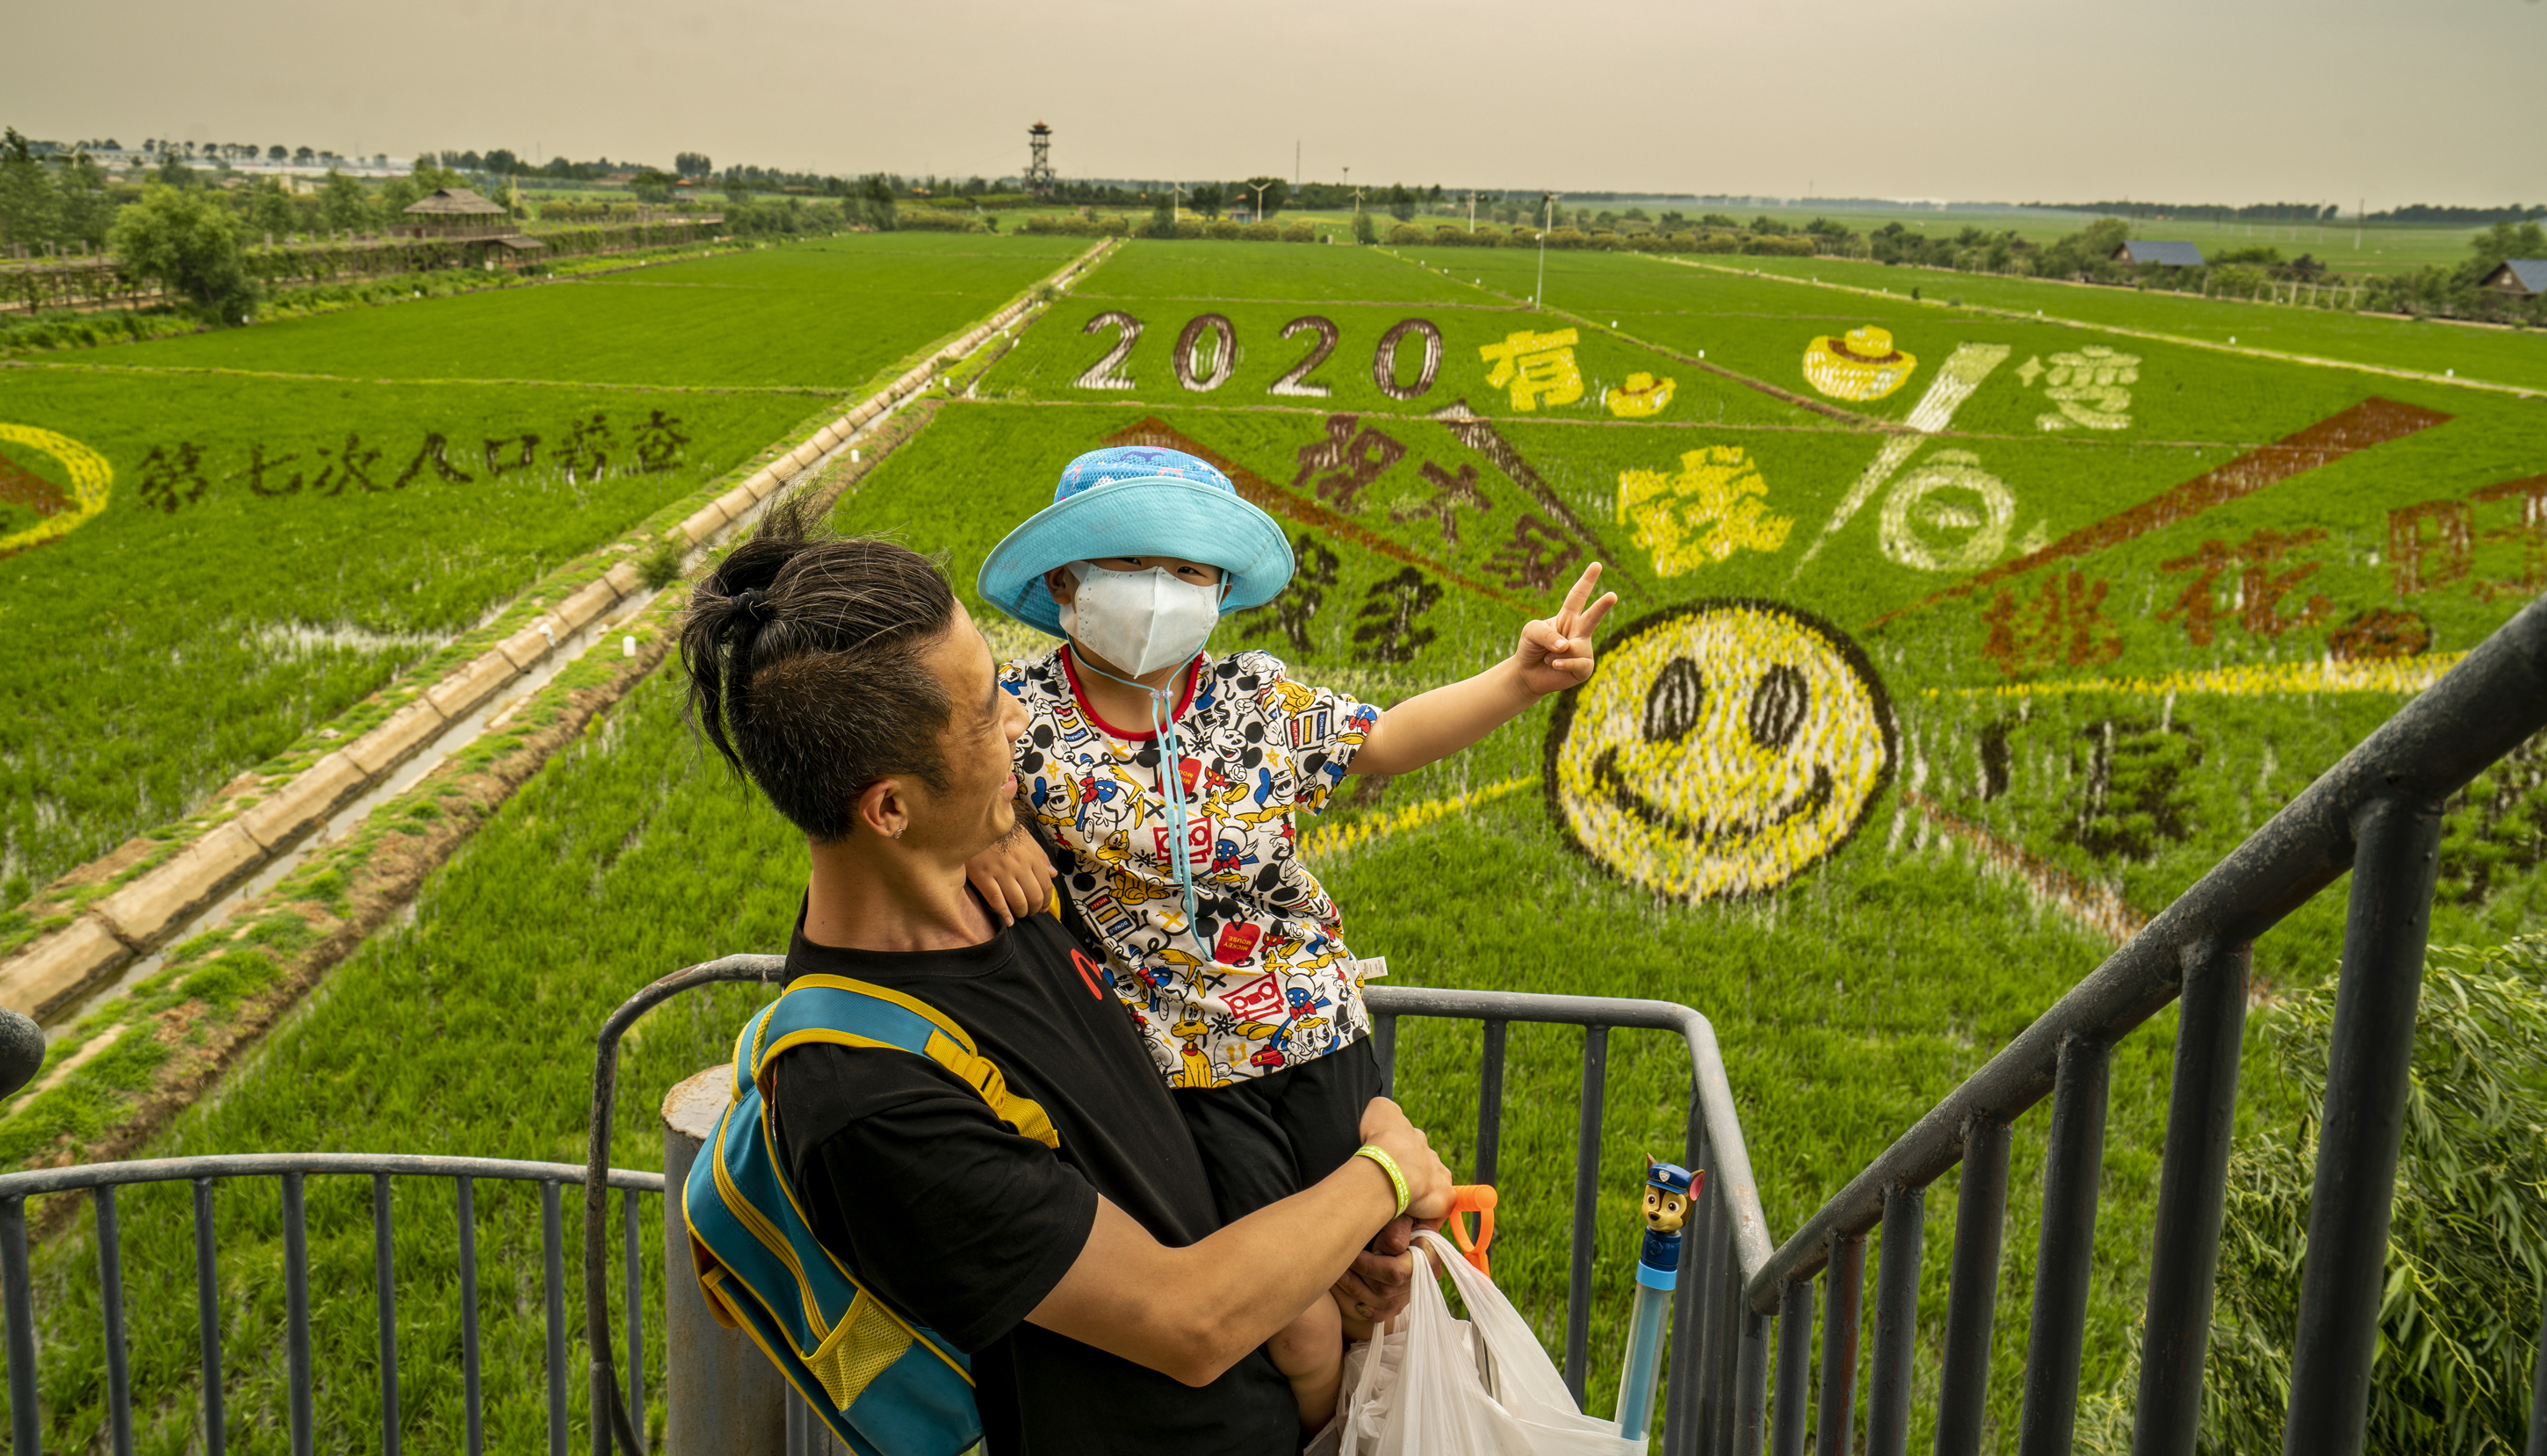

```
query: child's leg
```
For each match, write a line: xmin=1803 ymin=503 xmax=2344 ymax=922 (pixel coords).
xmin=1267 ymin=1289 xmax=1346 ymax=1431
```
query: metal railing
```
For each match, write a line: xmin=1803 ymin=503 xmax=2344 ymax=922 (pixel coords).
xmin=1369 ymin=984 xmax=1775 ymax=1456
xmin=581 ymin=958 xmax=1773 ymax=1456
xmin=0 ymin=1153 xmax=664 ymax=1456
xmin=1749 ymin=591 xmax=2547 ymax=1456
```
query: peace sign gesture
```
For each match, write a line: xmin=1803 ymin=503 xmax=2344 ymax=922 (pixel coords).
xmin=1512 ymin=562 xmax=1620 ymax=697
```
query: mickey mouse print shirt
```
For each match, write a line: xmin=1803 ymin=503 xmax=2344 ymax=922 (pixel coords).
xmin=1003 ymin=645 xmax=1380 ymax=1089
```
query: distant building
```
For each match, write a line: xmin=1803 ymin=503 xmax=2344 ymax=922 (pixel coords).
xmin=2480 ymin=259 xmax=2547 ymax=298
xmin=401 ymin=188 xmax=509 ymax=231
xmin=399 ymin=187 xmax=545 ymax=258
xmin=2113 ymin=240 xmax=2206 ymax=268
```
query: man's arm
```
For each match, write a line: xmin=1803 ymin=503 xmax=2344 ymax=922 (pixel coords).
xmin=1025 ymin=1096 xmax=1453 ymax=1387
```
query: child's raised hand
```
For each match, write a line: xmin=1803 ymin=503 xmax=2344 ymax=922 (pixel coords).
xmin=1512 ymin=562 xmax=1619 ymax=696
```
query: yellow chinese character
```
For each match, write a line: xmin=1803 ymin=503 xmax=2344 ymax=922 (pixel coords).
xmin=1478 ymin=328 xmax=1584 ymax=412
xmin=1616 ymin=446 xmax=1793 ymax=576
xmin=2024 ymin=345 xmax=2139 ymax=431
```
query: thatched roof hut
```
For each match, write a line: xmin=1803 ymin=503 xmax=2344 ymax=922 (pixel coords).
xmin=401 ymin=187 xmax=509 ymax=219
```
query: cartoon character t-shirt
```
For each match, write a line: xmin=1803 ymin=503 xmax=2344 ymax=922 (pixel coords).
xmin=1003 ymin=645 xmax=1379 ymax=1089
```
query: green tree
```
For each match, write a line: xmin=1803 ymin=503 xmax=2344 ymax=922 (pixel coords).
xmin=1351 ymin=209 xmax=1377 ymax=244
xmin=378 ymin=175 xmax=422 ymax=217
xmin=1188 ymin=183 xmax=1224 ymax=220
xmin=2471 ymin=219 xmax=2547 ymax=272
xmin=316 ymin=169 xmax=374 ymax=231
xmin=245 ymin=177 xmax=299 ymax=238
xmin=629 ymin=169 xmax=675 ymax=205
xmin=0 ymin=129 xmax=61 ymax=249
xmin=855 ymin=173 xmax=897 ymax=231
xmin=1386 ymin=184 xmax=1415 ymax=222
xmin=54 ymin=152 xmax=113 ymax=248
xmin=111 ymin=183 xmax=260 ymax=324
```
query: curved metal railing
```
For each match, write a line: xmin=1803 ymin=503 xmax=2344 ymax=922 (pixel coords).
xmin=1749 ymin=592 xmax=2547 ymax=1456
xmin=0 ymin=1152 xmax=664 ymax=1456
xmin=581 ymin=962 xmax=1772 ymax=1456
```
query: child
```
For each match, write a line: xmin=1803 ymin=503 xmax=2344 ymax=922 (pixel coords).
xmin=968 ymin=445 xmax=1615 ymax=1427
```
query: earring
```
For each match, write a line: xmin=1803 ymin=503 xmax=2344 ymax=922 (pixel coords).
xmin=893 ymin=827 xmax=905 ymax=840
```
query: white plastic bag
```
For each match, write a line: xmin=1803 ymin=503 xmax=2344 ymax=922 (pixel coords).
xmin=1311 ymin=1229 xmax=1646 ymax=1456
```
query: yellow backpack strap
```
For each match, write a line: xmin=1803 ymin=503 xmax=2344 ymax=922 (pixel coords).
xmin=753 ymin=975 xmax=1059 ymax=1150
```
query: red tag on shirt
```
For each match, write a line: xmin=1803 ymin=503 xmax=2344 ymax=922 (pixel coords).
xmin=1213 ymin=922 xmax=1265 ymax=966
xmin=1223 ymin=969 xmax=1285 ymax=1023
xmin=1176 ymin=755 xmax=1206 ymax=798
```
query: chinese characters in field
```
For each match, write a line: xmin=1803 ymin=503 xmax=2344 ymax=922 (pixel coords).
xmin=1477 ymin=328 xmax=1584 ymax=412
xmin=1617 ymin=446 xmax=1793 ymax=576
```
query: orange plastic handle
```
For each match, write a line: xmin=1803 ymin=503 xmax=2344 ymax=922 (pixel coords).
xmin=1443 ymin=1184 xmax=1497 ymax=1277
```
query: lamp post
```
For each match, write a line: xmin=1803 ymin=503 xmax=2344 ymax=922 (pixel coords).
xmin=1535 ymin=191 xmax=1555 ymax=309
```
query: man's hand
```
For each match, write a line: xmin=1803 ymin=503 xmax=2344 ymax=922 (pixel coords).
xmin=1510 ymin=562 xmax=1620 ymax=697
xmin=963 ymin=825 xmax=1057 ymax=927
xmin=1357 ymin=1096 xmax=1455 ymax=1222
xmin=1335 ymin=1099 xmax=1456 ymax=1331
xmin=1333 ymin=1223 xmax=1420 ymax=1330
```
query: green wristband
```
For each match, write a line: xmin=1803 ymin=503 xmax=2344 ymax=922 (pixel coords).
xmin=1354 ymin=1143 xmax=1411 ymax=1219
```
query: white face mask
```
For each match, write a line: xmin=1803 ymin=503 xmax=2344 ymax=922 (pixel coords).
xmin=1058 ymin=562 xmax=1223 ymax=677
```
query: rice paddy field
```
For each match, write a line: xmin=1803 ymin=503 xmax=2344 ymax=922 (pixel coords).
xmin=5 ymin=234 xmax=2544 ymax=1452
xmin=0 ymin=233 xmax=1086 ymax=912
xmin=1647 ymin=249 xmax=2547 ymax=393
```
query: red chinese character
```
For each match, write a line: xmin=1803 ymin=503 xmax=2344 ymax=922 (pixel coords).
xmin=1981 ymin=570 xmax=2125 ymax=677
xmin=2157 ymin=528 xmax=2332 ymax=645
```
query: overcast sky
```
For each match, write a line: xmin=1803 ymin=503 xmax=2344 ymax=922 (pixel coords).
xmin=12 ymin=0 xmax=2542 ymax=206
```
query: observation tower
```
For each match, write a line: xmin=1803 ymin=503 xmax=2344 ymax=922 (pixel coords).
xmin=1026 ymin=121 xmax=1054 ymax=198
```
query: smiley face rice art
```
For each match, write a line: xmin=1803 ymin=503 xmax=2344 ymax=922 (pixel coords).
xmin=1545 ymin=601 xmax=1897 ymax=902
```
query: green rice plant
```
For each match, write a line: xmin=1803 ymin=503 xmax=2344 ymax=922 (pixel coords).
xmin=1073 ymin=239 xmax=1496 ymax=305
xmin=0 ymin=367 xmax=810 ymax=903
xmin=86 ymin=234 xmax=1090 ymax=392
xmin=1692 ymin=251 xmax=2547 ymax=394
xmin=20 ymin=221 xmax=2547 ymax=1453
xmin=2075 ymin=936 xmax=2547 ymax=1456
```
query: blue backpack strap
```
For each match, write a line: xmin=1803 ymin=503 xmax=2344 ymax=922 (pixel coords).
xmin=747 ymin=975 xmax=1059 ymax=1150
xmin=683 ymin=976 xmax=1046 ymax=1456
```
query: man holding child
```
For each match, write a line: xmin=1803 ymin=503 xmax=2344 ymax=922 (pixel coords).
xmin=677 ymin=443 xmax=1613 ymax=1452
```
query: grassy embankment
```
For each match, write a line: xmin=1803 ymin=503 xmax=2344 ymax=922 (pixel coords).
xmin=11 ymin=235 xmax=2546 ymax=1452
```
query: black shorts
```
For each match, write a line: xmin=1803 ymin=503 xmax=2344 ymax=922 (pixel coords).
xmin=1171 ymin=1035 xmax=1383 ymax=1224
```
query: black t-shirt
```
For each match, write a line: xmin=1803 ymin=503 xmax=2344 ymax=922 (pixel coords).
xmin=767 ymin=902 xmax=1299 ymax=1456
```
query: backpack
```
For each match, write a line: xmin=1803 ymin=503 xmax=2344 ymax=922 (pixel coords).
xmin=684 ymin=972 xmax=1063 ymax=1456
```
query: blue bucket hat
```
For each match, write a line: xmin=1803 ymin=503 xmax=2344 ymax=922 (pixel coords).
xmin=978 ymin=445 xmax=1295 ymax=638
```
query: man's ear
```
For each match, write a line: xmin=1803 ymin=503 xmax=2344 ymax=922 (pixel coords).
xmin=1044 ymin=565 xmax=1078 ymax=607
xmin=855 ymin=777 xmax=911 ymax=840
